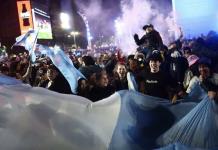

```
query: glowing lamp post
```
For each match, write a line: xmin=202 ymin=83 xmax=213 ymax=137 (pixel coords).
xmin=71 ymin=31 xmax=80 ymax=48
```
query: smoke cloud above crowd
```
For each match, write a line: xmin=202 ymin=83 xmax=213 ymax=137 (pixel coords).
xmin=75 ymin=0 xmax=118 ymax=38
xmin=75 ymin=0 xmax=180 ymax=54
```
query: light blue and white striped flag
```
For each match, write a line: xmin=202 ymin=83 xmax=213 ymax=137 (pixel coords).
xmin=13 ymin=29 xmax=39 ymax=62
xmin=0 ymin=75 xmax=217 ymax=150
xmin=37 ymin=45 xmax=85 ymax=94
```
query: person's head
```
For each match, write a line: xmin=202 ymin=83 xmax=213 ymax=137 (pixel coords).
xmin=160 ymin=45 xmax=168 ymax=54
xmin=78 ymin=78 xmax=88 ymax=91
xmin=82 ymin=56 xmax=95 ymax=66
xmin=198 ymin=57 xmax=212 ymax=78
xmin=128 ymin=58 xmax=139 ymax=72
xmin=114 ymin=62 xmax=127 ymax=80
xmin=148 ymin=53 xmax=162 ymax=73
xmin=198 ymin=64 xmax=210 ymax=78
xmin=96 ymin=70 xmax=109 ymax=87
xmin=77 ymin=57 xmax=83 ymax=66
xmin=10 ymin=54 xmax=17 ymax=61
xmin=47 ymin=65 xmax=59 ymax=81
xmin=143 ymin=24 xmax=153 ymax=33
xmin=182 ymin=47 xmax=192 ymax=58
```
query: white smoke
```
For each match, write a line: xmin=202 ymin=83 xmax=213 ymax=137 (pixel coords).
xmin=75 ymin=0 xmax=180 ymax=55
xmin=75 ymin=0 xmax=116 ymax=37
xmin=116 ymin=0 xmax=180 ymax=55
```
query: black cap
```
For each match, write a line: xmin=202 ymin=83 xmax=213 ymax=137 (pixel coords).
xmin=142 ymin=24 xmax=153 ymax=30
xmin=183 ymin=46 xmax=191 ymax=53
xmin=148 ymin=53 xmax=163 ymax=62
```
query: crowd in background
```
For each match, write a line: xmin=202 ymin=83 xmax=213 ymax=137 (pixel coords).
xmin=0 ymin=25 xmax=218 ymax=102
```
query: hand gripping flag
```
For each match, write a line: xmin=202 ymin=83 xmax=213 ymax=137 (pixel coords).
xmin=13 ymin=29 xmax=39 ymax=62
xmin=37 ymin=45 xmax=86 ymax=94
xmin=157 ymin=83 xmax=218 ymax=149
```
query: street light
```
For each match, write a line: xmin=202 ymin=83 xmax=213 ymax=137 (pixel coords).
xmin=70 ymin=31 xmax=80 ymax=48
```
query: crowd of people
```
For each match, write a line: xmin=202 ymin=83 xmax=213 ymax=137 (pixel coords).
xmin=0 ymin=25 xmax=218 ymax=103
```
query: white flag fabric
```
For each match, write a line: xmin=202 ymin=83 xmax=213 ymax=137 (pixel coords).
xmin=0 ymin=75 xmax=218 ymax=150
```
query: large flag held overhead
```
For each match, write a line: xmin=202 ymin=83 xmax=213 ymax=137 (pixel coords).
xmin=36 ymin=45 xmax=85 ymax=94
xmin=13 ymin=29 xmax=39 ymax=62
xmin=1 ymin=75 xmax=217 ymax=150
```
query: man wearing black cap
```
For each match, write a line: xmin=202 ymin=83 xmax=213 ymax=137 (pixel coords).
xmin=139 ymin=52 xmax=184 ymax=101
xmin=134 ymin=24 xmax=163 ymax=58
xmin=198 ymin=58 xmax=218 ymax=101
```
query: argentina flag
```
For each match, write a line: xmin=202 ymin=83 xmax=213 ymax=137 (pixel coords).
xmin=37 ymin=45 xmax=86 ymax=94
xmin=1 ymin=75 xmax=218 ymax=150
xmin=13 ymin=29 xmax=39 ymax=62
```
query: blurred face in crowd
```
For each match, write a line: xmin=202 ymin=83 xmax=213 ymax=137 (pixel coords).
xmin=98 ymin=72 xmax=109 ymax=87
xmin=78 ymin=57 xmax=83 ymax=66
xmin=183 ymin=49 xmax=191 ymax=58
xmin=168 ymin=43 xmax=177 ymax=50
xmin=129 ymin=59 xmax=138 ymax=72
xmin=149 ymin=60 xmax=161 ymax=73
xmin=89 ymin=73 xmax=96 ymax=85
xmin=10 ymin=54 xmax=17 ymax=61
xmin=102 ymin=54 xmax=109 ymax=63
xmin=198 ymin=64 xmax=210 ymax=79
xmin=145 ymin=27 xmax=153 ymax=33
xmin=79 ymin=79 xmax=88 ymax=90
xmin=117 ymin=64 xmax=127 ymax=80
xmin=183 ymin=50 xmax=189 ymax=58
xmin=47 ymin=69 xmax=58 ymax=81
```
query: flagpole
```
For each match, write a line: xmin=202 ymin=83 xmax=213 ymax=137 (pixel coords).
xmin=30 ymin=29 xmax=39 ymax=63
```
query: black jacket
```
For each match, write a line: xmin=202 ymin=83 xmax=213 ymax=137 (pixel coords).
xmin=88 ymin=85 xmax=115 ymax=102
xmin=40 ymin=75 xmax=72 ymax=94
xmin=134 ymin=30 xmax=163 ymax=50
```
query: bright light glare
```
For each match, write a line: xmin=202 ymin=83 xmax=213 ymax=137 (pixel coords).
xmin=70 ymin=31 xmax=80 ymax=36
xmin=60 ymin=12 xmax=71 ymax=29
xmin=115 ymin=19 xmax=123 ymax=36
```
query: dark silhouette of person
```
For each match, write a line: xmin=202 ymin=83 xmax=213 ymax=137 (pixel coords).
xmin=134 ymin=24 xmax=163 ymax=59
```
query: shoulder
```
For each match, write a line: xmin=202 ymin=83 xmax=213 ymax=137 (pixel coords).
xmin=211 ymin=73 xmax=218 ymax=85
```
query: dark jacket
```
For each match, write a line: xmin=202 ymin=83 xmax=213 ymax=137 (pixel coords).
xmin=169 ymin=57 xmax=189 ymax=84
xmin=112 ymin=78 xmax=128 ymax=91
xmin=40 ymin=75 xmax=72 ymax=94
xmin=134 ymin=30 xmax=163 ymax=50
xmin=88 ymin=85 xmax=115 ymax=102
xmin=141 ymin=71 xmax=181 ymax=99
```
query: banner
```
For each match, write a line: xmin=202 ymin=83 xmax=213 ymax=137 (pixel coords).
xmin=17 ymin=0 xmax=34 ymax=34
